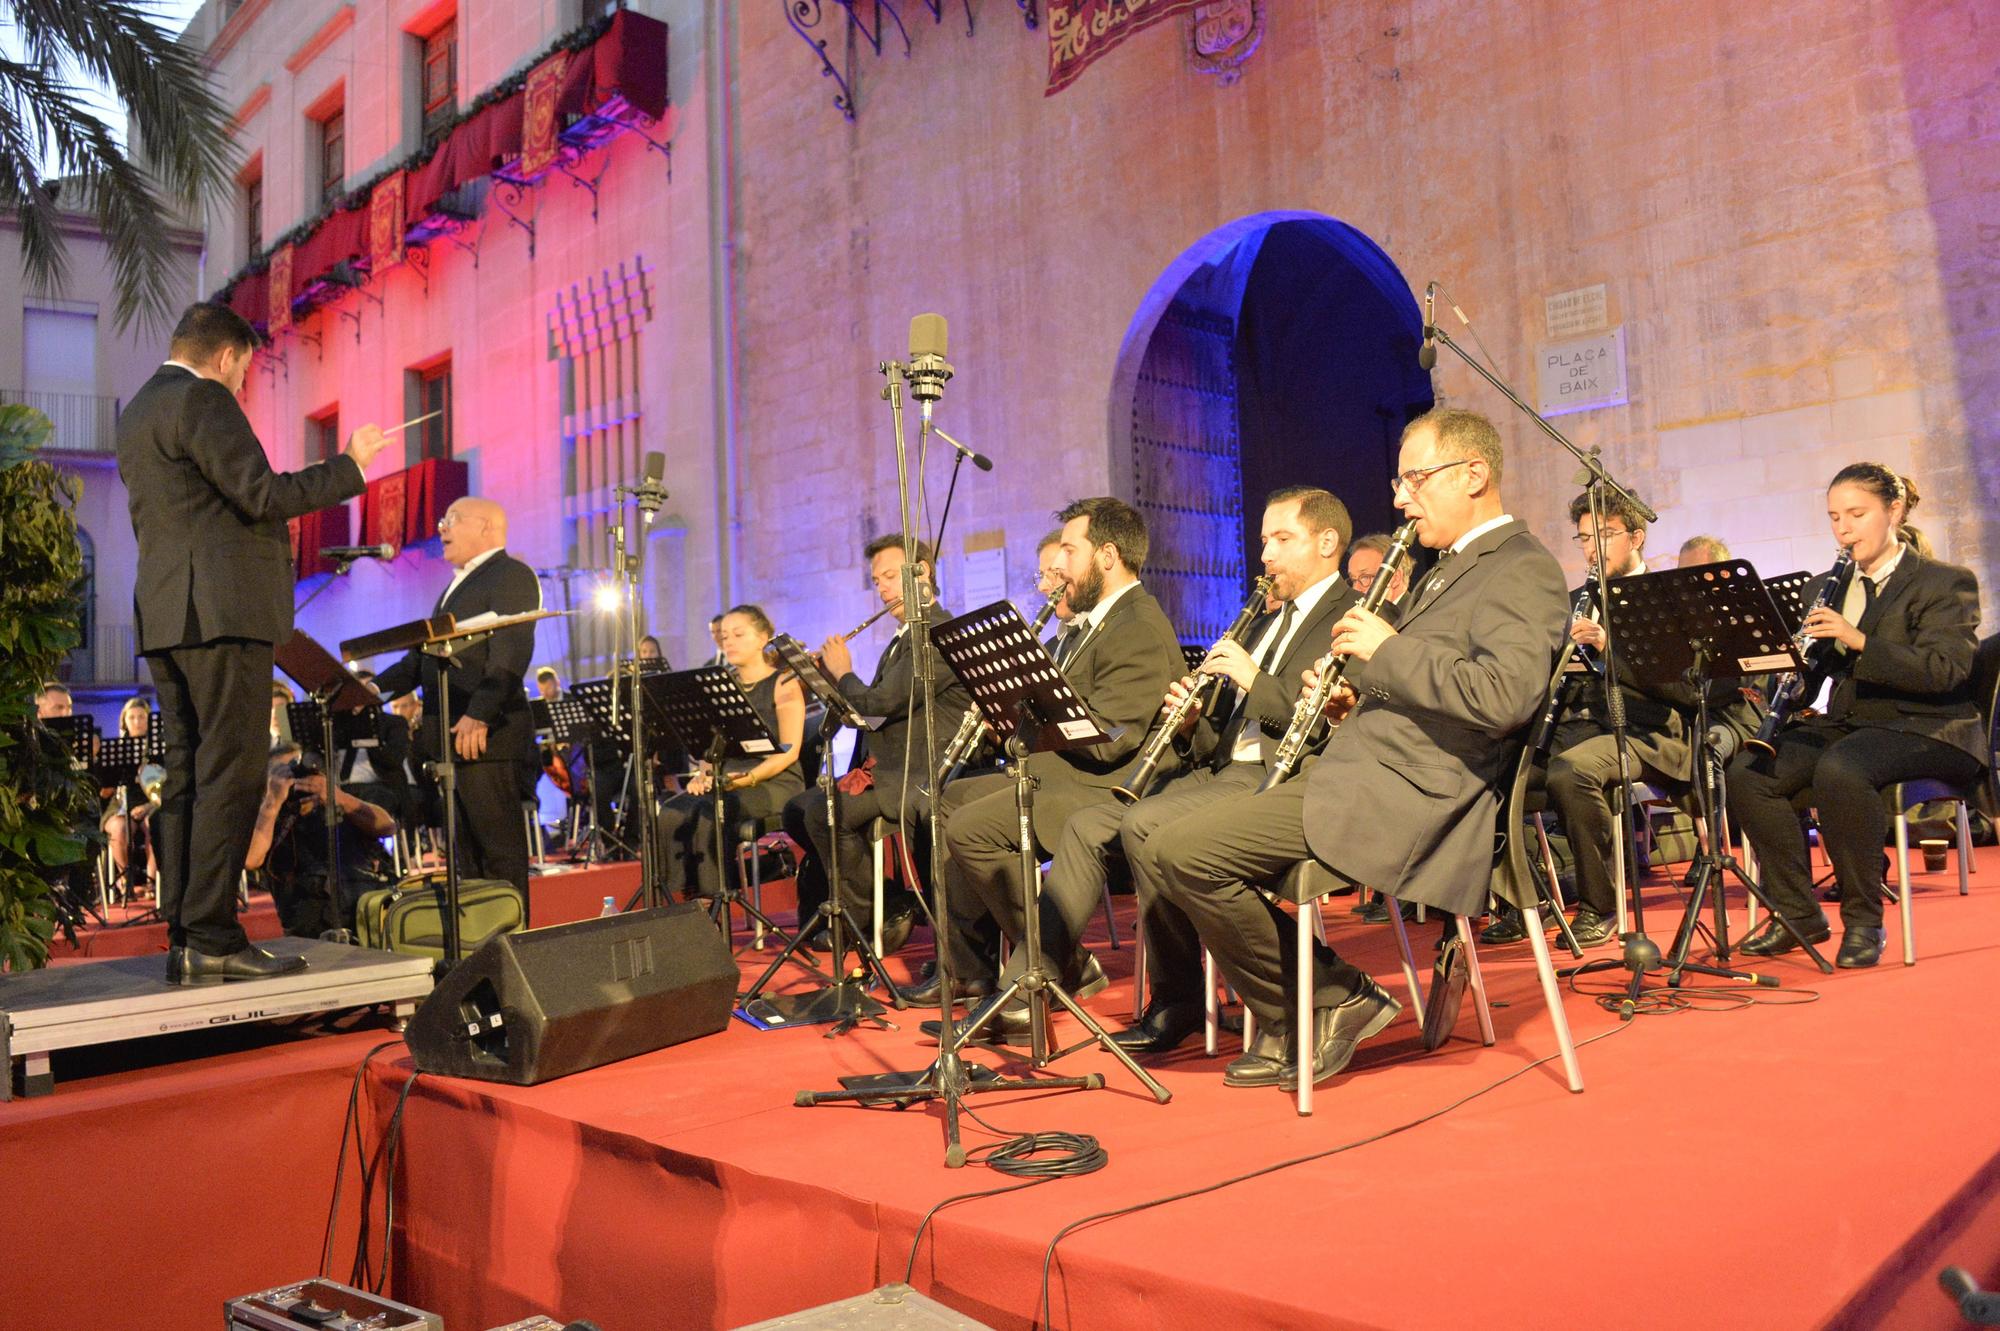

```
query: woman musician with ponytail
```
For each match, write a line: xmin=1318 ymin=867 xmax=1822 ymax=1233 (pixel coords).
xmin=1727 ymin=463 xmax=1986 ymax=969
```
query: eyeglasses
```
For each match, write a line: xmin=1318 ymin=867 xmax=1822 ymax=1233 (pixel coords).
xmin=1391 ymin=457 xmax=1472 ymax=496
xmin=1348 ymin=569 xmax=1379 ymax=591
xmin=1571 ymin=529 xmax=1631 ymax=547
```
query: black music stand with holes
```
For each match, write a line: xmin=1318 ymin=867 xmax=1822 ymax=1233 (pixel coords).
xmin=739 ymin=634 xmax=900 ymax=1033
xmin=641 ymin=666 xmax=800 ymax=952
xmin=1569 ymin=562 xmax=1834 ymax=1011
xmin=91 ymin=730 xmax=166 ymax=925
xmin=798 ymin=601 xmax=1167 ymax=1136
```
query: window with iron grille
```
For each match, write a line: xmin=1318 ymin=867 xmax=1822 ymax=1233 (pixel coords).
xmin=244 ymin=173 xmax=263 ymax=258
xmin=317 ymin=108 xmax=344 ymax=206
xmin=406 ymin=360 xmax=452 ymax=464
xmin=307 ymin=407 xmax=340 ymax=464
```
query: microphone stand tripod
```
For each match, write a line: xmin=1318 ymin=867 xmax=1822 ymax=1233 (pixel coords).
xmin=1424 ymin=312 xmax=1654 ymax=971
xmin=604 ymin=499 xmax=664 ymax=907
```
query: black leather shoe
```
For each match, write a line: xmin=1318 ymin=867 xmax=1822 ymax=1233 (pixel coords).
xmin=920 ymin=992 xmax=1032 ymax=1044
xmin=1737 ymin=913 xmax=1831 ymax=956
xmin=1479 ymin=908 xmax=1529 ymax=945
xmin=1358 ymin=897 xmax=1418 ymax=925
xmin=901 ymin=969 xmax=994 ymax=1007
xmin=1067 ymin=953 xmax=1109 ymax=1002
xmin=1283 ymin=979 xmax=1403 ymax=1090
xmin=1836 ymin=926 xmax=1886 ymax=969
xmin=1222 ymin=1028 xmax=1289 ymax=1087
xmin=168 ymin=944 xmax=307 ymax=987
xmin=1110 ymin=1002 xmax=1205 ymax=1055
xmin=1569 ymin=908 xmax=1619 ymax=948
xmin=877 ymin=909 xmax=917 ymax=958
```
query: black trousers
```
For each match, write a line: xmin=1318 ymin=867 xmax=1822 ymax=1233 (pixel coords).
xmin=1726 ymin=722 xmax=1981 ymax=928
xmin=656 ymin=778 xmax=800 ymax=898
xmin=931 ymin=772 xmax=1013 ymax=982
xmin=452 ymin=758 xmax=532 ymax=897
xmin=784 ymin=780 xmax=923 ymax=932
xmin=1545 ymin=730 xmax=1675 ymax=917
xmin=147 ymin=639 xmax=272 ymax=954
xmin=1149 ymin=778 xmax=1366 ymax=1034
xmin=1102 ymin=761 xmax=1266 ymax=1009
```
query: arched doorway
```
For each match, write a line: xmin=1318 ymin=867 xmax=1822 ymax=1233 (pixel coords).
xmin=1110 ymin=213 xmax=1432 ymax=641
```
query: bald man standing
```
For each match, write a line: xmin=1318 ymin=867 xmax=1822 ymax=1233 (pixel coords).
xmin=375 ymin=497 xmax=543 ymax=898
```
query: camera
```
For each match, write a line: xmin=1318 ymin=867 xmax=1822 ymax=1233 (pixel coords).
xmin=288 ymin=751 xmax=324 ymax=780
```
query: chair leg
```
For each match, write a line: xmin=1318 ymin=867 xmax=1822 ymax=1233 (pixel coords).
xmin=1519 ymin=903 xmax=1585 ymax=1092
xmin=1612 ymin=799 xmax=1629 ymax=936
xmin=1742 ymin=838 xmax=1760 ymax=930
xmin=871 ymin=829 xmax=886 ymax=958
xmin=1203 ymin=947 xmax=1219 ymax=1056
xmin=1296 ymin=898 xmax=1315 ymax=1117
xmin=1453 ymin=915 xmax=1496 ymax=1047
xmin=1132 ymin=924 xmax=1148 ymax=1021
xmin=1100 ymin=880 xmax=1121 ymax=949
xmin=1384 ymin=896 xmax=1427 ymax=1029
xmin=1894 ymin=805 xmax=1916 ymax=967
xmin=1958 ymin=800 xmax=1974 ymax=896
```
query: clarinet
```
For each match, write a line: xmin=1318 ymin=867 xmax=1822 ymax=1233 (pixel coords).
xmin=931 ymin=592 xmax=1064 ymax=789
xmin=1530 ymin=573 xmax=1604 ymax=755
xmin=1745 ymin=546 xmax=1855 ymax=757
xmin=1112 ymin=575 xmax=1276 ymax=805
xmin=1255 ymin=521 xmax=1420 ymax=793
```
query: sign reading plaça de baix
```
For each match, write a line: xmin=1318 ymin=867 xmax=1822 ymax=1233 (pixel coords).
xmin=1538 ymin=326 xmax=1628 ymax=416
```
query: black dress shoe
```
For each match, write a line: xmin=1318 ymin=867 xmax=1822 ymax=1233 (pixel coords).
xmin=1110 ymin=1002 xmax=1205 ymax=1054
xmin=1479 ymin=908 xmax=1529 ymax=945
xmin=1569 ymin=907 xmax=1619 ymax=948
xmin=1836 ymin=926 xmax=1886 ymax=969
xmin=1067 ymin=953 xmax=1109 ymax=1001
xmin=168 ymin=944 xmax=308 ymax=986
xmin=877 ymin=909 xmax=916 ymax=958
xmin=1282 ymin=979 xmax=1403 ymax=1091
xmin=1737 ymin=913 xmax=1830 ymax=957
xmin=920 ymin=993 xmax=1032 ymax=1044
xmin=1358 ymin=897 xmax=1418 ymax=924
xmin=901 ymin=970 xmax=995 ymax=1007
xmin=1223 ymin=1028 xmax=1289 ymax=1087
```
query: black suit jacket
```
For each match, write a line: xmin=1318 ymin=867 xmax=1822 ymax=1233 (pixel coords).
xmin=1822 ymin=553 xmax=1985 ymax=764
xmin=840 ymin=619 xmax=973 ymax=801
xmin=117 ymin=364 xmax=366 ymax=651
xmin=374 ymin=550 xmax=543 ymax=766
xmin=1022 ymin=584 xmax=1186 ymax=835
xmin=1190 ymin=576 xmax=1360 ymax=771
xmin=1305 ymin=520 xmax=1569 ymax=915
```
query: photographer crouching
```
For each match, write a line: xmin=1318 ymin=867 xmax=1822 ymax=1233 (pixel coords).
xmin=247 ymin=743 xmax=397 ymax=938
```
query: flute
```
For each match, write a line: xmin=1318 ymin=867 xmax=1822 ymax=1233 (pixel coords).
xmin=840 ymin=600 xmax=903 ymax=640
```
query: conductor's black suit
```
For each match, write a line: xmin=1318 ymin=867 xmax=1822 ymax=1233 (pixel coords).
xmin=373 ymin=549 xmax=542 ymax=895
xmin=118 ymin=363 xmax=365 ymax=955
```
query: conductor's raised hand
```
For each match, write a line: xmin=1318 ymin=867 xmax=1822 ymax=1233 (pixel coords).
xmin=344 ymin=423 xmax=391 ymax=472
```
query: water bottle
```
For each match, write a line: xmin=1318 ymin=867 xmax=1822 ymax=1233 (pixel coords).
xmin=598 ymin=895 xmax=617 ymax=918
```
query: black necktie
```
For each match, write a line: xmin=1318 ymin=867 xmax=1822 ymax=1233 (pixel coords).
xmin=1052 ymin=625 xmax=1082 ymax=667
xmin=1413 ymin=552 xmax=1455 ymax=612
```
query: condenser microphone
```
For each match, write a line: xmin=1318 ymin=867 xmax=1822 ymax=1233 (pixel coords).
xmin=931 ymin=426 xmax=994 ymax=472
xmin=319 ymin=544 xmax=396 ymax=561
xmin=635 ymin=450 xmax=668 ymax=523
xmin=1418 ymin=281 xmax=1438 ymax=371
xmin=907 ymin=313 xmax=954 ymax=419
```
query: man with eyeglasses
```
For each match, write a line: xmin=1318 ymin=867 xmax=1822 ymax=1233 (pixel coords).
xmin=1146 ymin=409 xmax=1567 ymax=1092
xmin=1344 ymin=531 xmax=1415 ymax=615
xmin=1492 ymin=491 xmax=1675 ymax=947
xmin=373 ymin=497 xmax=543 ymax=898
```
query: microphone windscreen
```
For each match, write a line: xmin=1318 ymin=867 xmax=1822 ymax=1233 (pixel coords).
xmin=910 ymin=313 xmax=948 ymax=360
xmin=642 ymin=450 xmax=666 ymax=485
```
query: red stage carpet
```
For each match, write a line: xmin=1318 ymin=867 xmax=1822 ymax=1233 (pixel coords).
xmin=9 ymin=856 xmax=2000 ymax=1330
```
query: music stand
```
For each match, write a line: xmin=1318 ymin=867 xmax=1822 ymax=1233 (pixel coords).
xmin=540 ymin=693 xmax=626 ymax=865
xmin=342 ymin=609 xmax=557 ymax=966
xmin=641 ymin=666 xmax=798 ymax=947
xmin=1581 ymin=563 xmax=1834 ymax=1008
xmin=279 ymin=630 xmax=387 ymax=940
xmin=799 ymin=602 xmax=1167 ymax=1129
xmin=739 ymin=635 xmax=899 ymax=1031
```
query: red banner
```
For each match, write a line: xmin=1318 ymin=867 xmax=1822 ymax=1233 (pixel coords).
xmin=370 ymin=170 xmax=406 ymax=271
xmin=289 ymin=505 xmax=353 ymax=581
xmin=520 ymin=51 xmax=569 ymax=179
xmin=1046 ymin=0 xmax=1201 ymax=95
xmin=268 ymin=243 xmax=294 ymax=334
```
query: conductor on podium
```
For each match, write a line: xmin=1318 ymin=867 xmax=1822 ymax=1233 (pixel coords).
xmin=118 ymin=302 xmax=391 ymax=985
xmin=373 ymin=497 xmax=542 ymax=898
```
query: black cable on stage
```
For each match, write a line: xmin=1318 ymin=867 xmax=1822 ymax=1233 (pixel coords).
xmin=1030 ymin=1025 xmax=1634 ymax=1331
xmin=1566 ymin=964 xmax=1821 ymax=1016
xmin=902 ymin=1177 xmax=1057 ymax=1286
xmin=353 ymin=1066 xmax=422 ymax=1293
xmin=321 ymin=1039 xmax=405 ymax=1278
xmin=957 ymin=1099 xmax=1107 ymax=1179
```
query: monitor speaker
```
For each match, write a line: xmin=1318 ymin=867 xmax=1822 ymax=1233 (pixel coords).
xmin=405 ymin=903 xmax=735 ymax=1085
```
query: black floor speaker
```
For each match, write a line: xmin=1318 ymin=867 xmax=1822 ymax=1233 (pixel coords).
xmin=406 ymin=902 xmax=737 ymax=1085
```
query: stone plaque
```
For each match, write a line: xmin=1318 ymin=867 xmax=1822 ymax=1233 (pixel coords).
xmin=1538 ymin=326 xmax=1628 ymax=416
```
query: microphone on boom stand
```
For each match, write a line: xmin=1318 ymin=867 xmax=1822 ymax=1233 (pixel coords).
xmin=319 ymin=544 xmax=397 ymax=561
xmin=1418 ymin=280 xmax=1438 ymax=370
xmin=634 ymin=450 xmax=668 ymax=526
xmin=907 ymin=313 xmax=954 ymax=420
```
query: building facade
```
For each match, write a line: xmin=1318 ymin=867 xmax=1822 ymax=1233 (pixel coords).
xmin=186 ymin=0 xmax=1998 ymax=684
